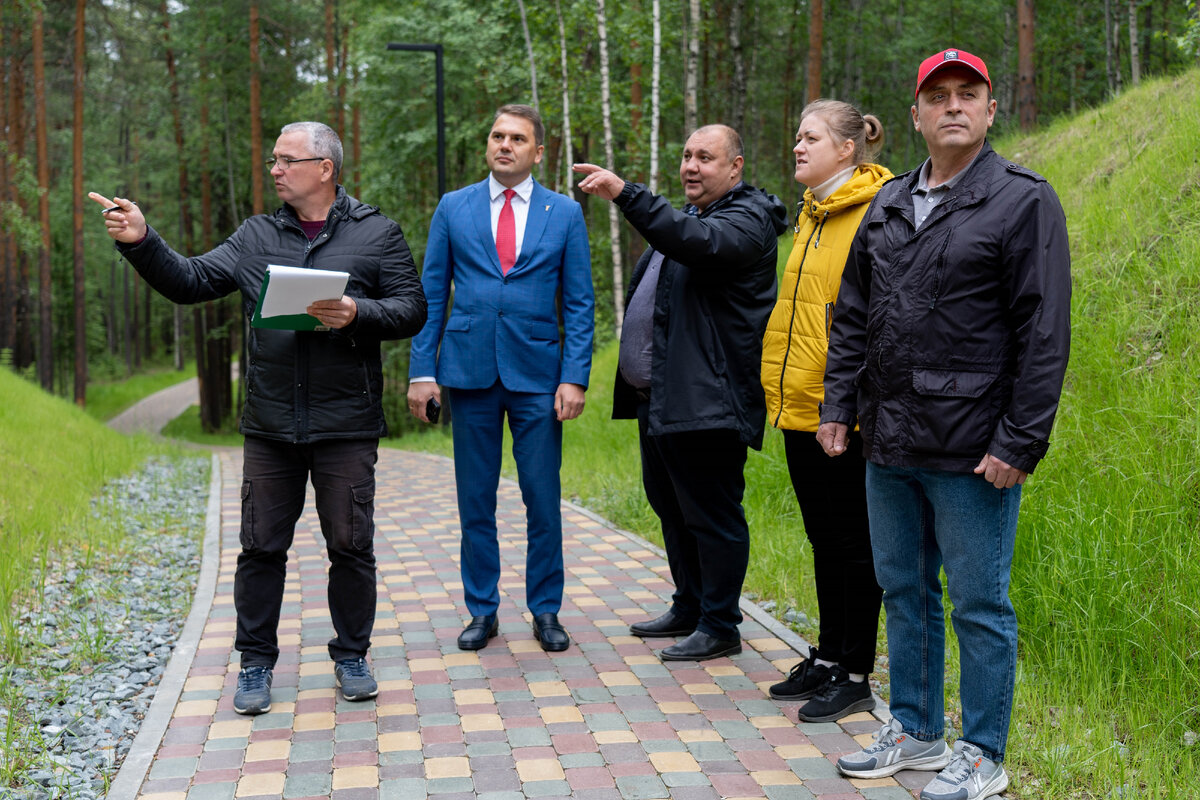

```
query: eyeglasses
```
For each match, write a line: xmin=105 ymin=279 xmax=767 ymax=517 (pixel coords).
xmin=265 ymin=156 xmax=326 ymax=170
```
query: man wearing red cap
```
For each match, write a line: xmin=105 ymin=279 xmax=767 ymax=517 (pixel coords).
xmin=817 ymin=49 xmax=1071 ymax=800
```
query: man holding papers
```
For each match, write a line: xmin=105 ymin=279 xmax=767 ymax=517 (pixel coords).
xmin=89 ymin=121 xmax=426 ymax=715
xmin=407 ymin=104 xmax=594 ymax=653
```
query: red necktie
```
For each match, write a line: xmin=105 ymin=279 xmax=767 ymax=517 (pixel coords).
xmin=496 ymin=189 xmax=516 ymax=275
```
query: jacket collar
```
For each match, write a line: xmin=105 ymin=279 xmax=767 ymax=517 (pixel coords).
xmin=884 ymin=141 xmax=998 ymax=226
xmin=276 ymin=185 xmax=375 ymax=228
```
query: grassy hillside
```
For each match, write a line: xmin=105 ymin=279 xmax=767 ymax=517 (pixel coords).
xmin=0 ymin=369 xmax=169 ymax=654
xmin=402 ymin=69 xmax=1200 ymax=797
xmin=996 ymin=71 xmax=1200 ymax=796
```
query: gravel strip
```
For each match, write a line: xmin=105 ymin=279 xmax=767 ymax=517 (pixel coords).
xmin=0 ymin=456 xmax=208 ymax=800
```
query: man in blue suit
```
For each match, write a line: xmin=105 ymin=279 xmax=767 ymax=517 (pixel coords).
xmin=407 ymin=104 xmax=594 ymax=652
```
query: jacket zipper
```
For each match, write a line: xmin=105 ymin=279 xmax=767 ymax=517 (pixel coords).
xmin=775 ymin=214 xmax=821 ymax=426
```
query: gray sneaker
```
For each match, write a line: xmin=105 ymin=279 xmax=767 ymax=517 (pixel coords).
xmin=233 ymin=665 xmax=273 ymax=715
xmin=919 ymin=740 xmax=1009 ymax=800
xmin=837 ymin=718 xmax=952 ymax=779
xmin=334 ymin=657 xmax=379 ymax=701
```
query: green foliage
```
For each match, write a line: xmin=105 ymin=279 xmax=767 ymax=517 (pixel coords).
xmin=0 ymin=369 xmax=168 ymax=653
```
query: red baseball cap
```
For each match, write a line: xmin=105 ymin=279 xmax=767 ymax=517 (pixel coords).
xmin=915 ymin=49 xmax=991 ymax=99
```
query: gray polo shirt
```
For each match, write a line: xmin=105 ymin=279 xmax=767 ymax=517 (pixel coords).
xmin=911 ymin=151 xmax=981 ymax=230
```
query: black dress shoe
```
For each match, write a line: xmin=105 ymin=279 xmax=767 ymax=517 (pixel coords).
xmin=629 ymin=610 xmax=698 ymax=638
xmin=531 ymin=612 xmax=570 ymax=652
xmin=659 ymin=630 xmax=742 ymax=661
xmin=457 ymin=615 xmax=498 ymax=651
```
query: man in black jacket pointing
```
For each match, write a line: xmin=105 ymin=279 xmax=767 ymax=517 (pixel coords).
xmin=575 ymin=124 xmax=788 ymax=661
xmin=90 ymin=121 xmax=426 ymax=715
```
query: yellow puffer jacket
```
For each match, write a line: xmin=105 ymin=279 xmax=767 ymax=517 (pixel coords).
xmin=761 ymin=162 xmax=893 ymax=431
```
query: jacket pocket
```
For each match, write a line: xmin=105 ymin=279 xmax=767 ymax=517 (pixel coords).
xmin=908 ymin=367 xmax=1001 ymax=457
xmin=528 ymin=320 xmax=561 ymax=342
xmin=445 ymin=315 xmax=471 ymax=333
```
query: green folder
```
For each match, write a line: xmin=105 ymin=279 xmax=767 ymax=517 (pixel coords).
xmin=250 ymin=265 xmax=348 ymax=331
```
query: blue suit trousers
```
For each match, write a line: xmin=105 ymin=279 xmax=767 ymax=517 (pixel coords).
xmin=449 ymin=382 xmax=565 ymax=617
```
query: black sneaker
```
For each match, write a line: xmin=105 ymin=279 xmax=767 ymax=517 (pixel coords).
xmin=334 ymin=657 xmax=379 ymax=701
xmin=769 ymin=647 xmax=831 ymax=700
xmin=796 ymin=666 xmax=875 ymax=722
xmin=233 ymin=665 xmax=273 ymax=715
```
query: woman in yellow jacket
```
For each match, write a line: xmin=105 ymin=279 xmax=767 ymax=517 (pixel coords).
xmin=761 ymin=100 xmax=892 ymax=723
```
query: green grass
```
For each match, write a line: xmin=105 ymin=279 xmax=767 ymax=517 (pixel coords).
xmin=161 ymin=403 xmax=246 ymax=447
xmin=83 ymin=361 xmax=195 ymax=422
xmin=0 ymin=369 xmax=170 ymax=658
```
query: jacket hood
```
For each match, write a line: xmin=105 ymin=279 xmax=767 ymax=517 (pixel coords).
xmin=800 ymin=163 xmax=893 ymax=222
xmin=696 ymin=181 xmax=790 ymax=237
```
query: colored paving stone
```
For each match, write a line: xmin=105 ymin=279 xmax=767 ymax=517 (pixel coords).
xmin=114 ymin=449 xmax=898 ymax=800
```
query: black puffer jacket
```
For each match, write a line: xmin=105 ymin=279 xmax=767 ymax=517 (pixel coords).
xmin=119 ymin=186 xmax=427 ymax=443
xmin=612 ymin=180 xmax=789 ymax=449
xmin=821 ymin=143 xmax=1071 ymax=474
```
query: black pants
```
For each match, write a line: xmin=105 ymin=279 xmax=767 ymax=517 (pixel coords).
xmin=638 ymin=402 xmax=750 ymax=641
xmin=235 ymin=435 xmax=379 ymax=668
xmin=783 ymin=429 xmax=882 ymax=675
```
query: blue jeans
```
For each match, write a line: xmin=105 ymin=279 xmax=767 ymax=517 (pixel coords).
xmin=865 ymin=463 xmax=1022 ymax=762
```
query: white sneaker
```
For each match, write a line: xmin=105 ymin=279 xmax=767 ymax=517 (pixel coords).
xmin=836 ymin=717 xmax=952 ymax=779
xmin=919 ymin=740 xmax=1009 ymax=800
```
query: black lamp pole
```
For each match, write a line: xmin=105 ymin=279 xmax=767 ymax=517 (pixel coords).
xmin=385 ymin=43 xmax=446 ymax=199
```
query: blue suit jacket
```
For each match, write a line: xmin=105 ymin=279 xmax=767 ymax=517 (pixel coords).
xmin=409 ymin=178 xmax=594 ymax=392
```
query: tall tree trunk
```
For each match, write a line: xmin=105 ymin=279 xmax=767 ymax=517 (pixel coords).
xmin=325 ymin=0 xmax=337 ymax=129
xmin=250 ymin=0 xmax=264 ymax=214
xmin=728 ymin=0 xmax=746 ymax=133
xmin=684 ymin=0 xmax=700 ymax=133
xmin=1018 ymin=0 xmax=1037 ymax=130
xmin=649 ymin=0 xmax=661 ymax=194
xmin=515 ymin=0 xmax=542 ymax=184
xmin=806 ymin=0 xmax=824 ymax=104
xmin=1105 ymin=0 xmax=1119 ymax=94
xmin=1 ymin=22 xmax=11 ymax=356
xmin=352 ymin=64 xmax=362 ymax=196
xmin=595 ymin=0 xmax=625 ymax=337
xmin=32 ymin=5 xmax=53 ymax=392
xmin=162 ymin=0 xmax=192 ymax=374
xmin=1127 ymin=0 xmax=1141 ymax=85
xmin=73 ymin=0 xmax=87 ymax=405
xmin=555 ymin=0 xmax=573 ymax=196
xmin=337 ymin=22 xmax=348 ymax=140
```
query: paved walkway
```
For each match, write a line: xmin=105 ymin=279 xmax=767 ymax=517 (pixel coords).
xmin=105 ymin=385 xmax=929 ymax=800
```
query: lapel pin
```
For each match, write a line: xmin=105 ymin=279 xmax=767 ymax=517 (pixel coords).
xmin=544 ymin=204 xmax=550 ymax=211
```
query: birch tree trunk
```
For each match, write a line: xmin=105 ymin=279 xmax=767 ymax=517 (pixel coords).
xmin=1128 ymin=0 xmax=1141 ymax=85
xmin=73 ymin=0 xmax=87 ymax=406
xmin=684 ymin=0 xmax=700 ymax=133
xmin=595 ymin=0 xmax=625 ymax=337
xmin=650 ymin=0 xmax=661 ymax=194
xmin=515 ymin=0 xmax=542 ymax=183
xmin=1018 ymin=0 xmax=1037 ymax=130
xmin=555 ymin=0 xmax=573 ymax=195
xmin=32 ymin=5 xmax=53 ymax=391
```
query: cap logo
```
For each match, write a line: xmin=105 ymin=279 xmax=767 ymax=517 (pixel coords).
xmin=944 ymin=51 xmax=959 ymax=61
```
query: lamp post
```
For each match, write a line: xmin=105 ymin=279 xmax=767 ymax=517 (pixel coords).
xmin=385 ymin=42 xmax=445 ymax=198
